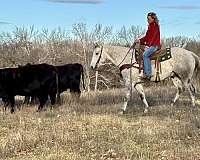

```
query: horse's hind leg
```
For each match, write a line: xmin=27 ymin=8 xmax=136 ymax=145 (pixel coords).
xmin=185 ymin=82 xmax=196 ymax=107
xmin=172 ymin=76 xmax=196 ymax=107
xmin=190 ymin=83 xmax=196 ymax=95
xmin=134 ymin=83 xmax=149 ymax=113
xmin=171 ymin=77 xmax=183 ymax=106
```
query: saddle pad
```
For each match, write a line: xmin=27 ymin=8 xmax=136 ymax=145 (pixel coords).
xmin=158 ymin=47 xmax=172 ymax=62
xmin=135 ymin=47 xmax=172 ymax=62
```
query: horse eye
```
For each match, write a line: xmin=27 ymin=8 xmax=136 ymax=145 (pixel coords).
xmin=96 ymin=52 xmax=99 ymax=55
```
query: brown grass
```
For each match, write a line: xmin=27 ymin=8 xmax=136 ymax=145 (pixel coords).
xmin=0 ymin=86 xmax=200 ymax=160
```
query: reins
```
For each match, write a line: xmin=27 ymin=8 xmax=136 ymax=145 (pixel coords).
xmin=129 ymin=46 xmax=135 ymax=100
xmin=117 ymin=42 xmax=137 ymax=102
xmin=117 ymin=43 xmax=136 ymax=67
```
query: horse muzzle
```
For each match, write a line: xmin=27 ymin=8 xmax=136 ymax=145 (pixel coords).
xmin=90 ymin=64 xmax=98 ymax=70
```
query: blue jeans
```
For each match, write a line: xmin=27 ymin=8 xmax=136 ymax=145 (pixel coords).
xmin=143 ymin=46 xmax=158 ymax=77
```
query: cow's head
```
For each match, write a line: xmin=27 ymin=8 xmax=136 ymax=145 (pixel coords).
xmin=90 ymin=43 xmax=105 ymax=70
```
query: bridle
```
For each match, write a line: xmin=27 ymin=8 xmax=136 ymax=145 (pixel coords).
xmin=95 ymin=43 xmax=137 ymax=69
xmin=94 ymin=45 xmax=103 ymax=69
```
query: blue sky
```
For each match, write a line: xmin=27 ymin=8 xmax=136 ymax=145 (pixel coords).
xmin=0 ymin=0 xmax=200 ymax=38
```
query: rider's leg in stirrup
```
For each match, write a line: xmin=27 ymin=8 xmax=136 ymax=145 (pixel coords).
xmin=140 ymin=46 xmax=158 ymax=80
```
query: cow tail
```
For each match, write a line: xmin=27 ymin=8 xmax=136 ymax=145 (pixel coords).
xmin=56 ymin=72 xmax=59 ymax=95
xmin=81 ymin=66 xmax=85 ymax=90
xmin=53 ymin=68 xmax=59 ymax=98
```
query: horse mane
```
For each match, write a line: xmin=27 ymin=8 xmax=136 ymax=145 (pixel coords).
xmin=103 ymin=44 xmax=130 ymax=62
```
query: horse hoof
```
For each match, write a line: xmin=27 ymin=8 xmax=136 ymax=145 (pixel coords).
xmin=118 ymin=110 xmax=126 ymax=115
xmin=10 ymin=109 xmax=15 ymax=114
xmin=144 ymin=108 xmax=148 ymax=113
xmin=191 ymin=104 xmax=196 ymax=108
xmin=37 ymin=108 xmax=42 ymax=112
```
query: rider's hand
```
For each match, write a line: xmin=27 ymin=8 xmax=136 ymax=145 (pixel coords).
xmin=144 ymin=46 xmax=149 ymax=51
xmin=134 ymin=39 xmax=140 ymax=43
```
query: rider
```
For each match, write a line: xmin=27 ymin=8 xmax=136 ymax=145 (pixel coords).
xmin=135 ymin=12 xmax=161 ymax=80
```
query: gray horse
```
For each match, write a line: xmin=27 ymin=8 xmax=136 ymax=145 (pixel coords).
xmin=90 ymin=44 xmax=200 ymax=113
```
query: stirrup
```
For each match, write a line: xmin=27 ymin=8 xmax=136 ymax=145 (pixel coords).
xmin=139 ymin=75 xmax=151 ymax=81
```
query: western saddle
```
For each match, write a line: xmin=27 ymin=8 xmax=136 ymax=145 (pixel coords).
xmin=134 ymin=44 xmax=172 ymax=82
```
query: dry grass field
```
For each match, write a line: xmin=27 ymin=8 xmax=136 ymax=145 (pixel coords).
xmin=0 ymin=86 xmax=200 ymax=160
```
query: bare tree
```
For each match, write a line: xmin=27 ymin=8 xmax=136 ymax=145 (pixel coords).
xmin=162 ymin=36 xmax=190 ymax=48
xmin=91 ymin=24 xmax=112 ymax=91
xmin=185 ymin=39 xmax=200 ymax=56
xmin=72 ymin=23 xmax=113 ymax=91
xmin=113 ymin=25 xmax=145 ymax=46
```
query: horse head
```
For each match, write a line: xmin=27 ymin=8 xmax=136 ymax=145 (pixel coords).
xmin=90 ymin=42 xmax=105 ymax=70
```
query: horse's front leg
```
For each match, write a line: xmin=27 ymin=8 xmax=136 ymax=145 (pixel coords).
xmin=134 ymin=83 xmax=149 ymax=113
xmin=119 ymin=86 xmax=130 ymax=114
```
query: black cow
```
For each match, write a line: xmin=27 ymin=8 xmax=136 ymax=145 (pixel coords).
xmin=0 ymin=64 xmax=58 ymax=113
xmin=56 ymin=63 xmax=85 ymax=102
xmin=23 ymin=63 xmax=85 ymax=105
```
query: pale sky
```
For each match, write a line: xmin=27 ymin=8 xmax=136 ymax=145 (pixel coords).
xmin=0 ymin=0 xmax=200 ymax=38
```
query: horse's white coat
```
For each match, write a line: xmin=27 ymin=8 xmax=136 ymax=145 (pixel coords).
xmin=90 ymin=45 xmax=200 ymax=113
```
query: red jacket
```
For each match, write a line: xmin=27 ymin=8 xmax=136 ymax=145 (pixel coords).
xmin=139 ymin=22 xmax=160 ymax=47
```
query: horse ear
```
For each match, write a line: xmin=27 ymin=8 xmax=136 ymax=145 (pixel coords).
xmin=94 ymin=42 xmax=100 ymax=48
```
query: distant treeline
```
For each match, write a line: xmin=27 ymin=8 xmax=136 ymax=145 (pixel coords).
xmin=0 ymin=23 xmax=199 ymax=90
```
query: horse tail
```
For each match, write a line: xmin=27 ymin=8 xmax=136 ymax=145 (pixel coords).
xmin=192 ymin=53 xmax=200 ymax=89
